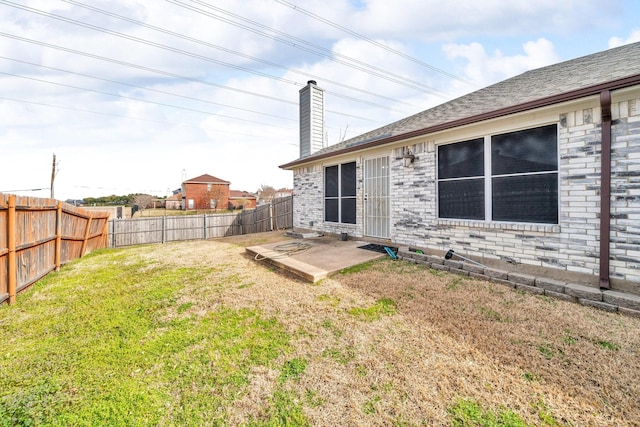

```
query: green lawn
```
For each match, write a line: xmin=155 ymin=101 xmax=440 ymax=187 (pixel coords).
xmin=2 ymin=236 xmax=638 ymax=426
xmin=0 ymin=249 xmax=299 ymax=426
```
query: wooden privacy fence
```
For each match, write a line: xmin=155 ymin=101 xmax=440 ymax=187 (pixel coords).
xmin=0 ymin=194 xmax=110 ymax=305
xmin=109 ymin=196 xmax=293 ymax=248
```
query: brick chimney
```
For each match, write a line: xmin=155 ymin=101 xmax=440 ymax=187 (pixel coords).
xmin=299 ymin=80 xmax=324 ymax=158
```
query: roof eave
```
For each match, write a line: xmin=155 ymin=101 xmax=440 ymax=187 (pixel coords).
xmin=279 ymin=73 xmax=640 ymax=170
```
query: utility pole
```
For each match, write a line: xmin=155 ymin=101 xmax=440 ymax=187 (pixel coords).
xmin=50 ymin=153 xmax=57 ymax=199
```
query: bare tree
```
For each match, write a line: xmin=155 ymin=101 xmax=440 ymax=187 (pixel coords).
xmin=204 ymin=185 xmax=227 ymax=211
xmin=133 ymin=194 xmax=155 ymax=214
xmin=257 ymin=185 xmax=276 ymax=204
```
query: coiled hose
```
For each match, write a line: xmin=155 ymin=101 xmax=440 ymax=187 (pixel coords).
xmin=254 ymin=242 xmax=313 ymax=261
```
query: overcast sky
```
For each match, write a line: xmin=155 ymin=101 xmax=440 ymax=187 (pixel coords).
xmin=1 ymin=0 xmax=639 ymax=201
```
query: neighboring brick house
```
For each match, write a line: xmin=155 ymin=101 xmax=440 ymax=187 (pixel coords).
xmin=165 ymin=193 xmax=182 ymax=210
xmin=228 ymin=190 xmax=257 ymax=210
xmin=281 ymin=42 xmax=640 ymax=294
xmin=181 ymin=174 xmax=230 ymax=210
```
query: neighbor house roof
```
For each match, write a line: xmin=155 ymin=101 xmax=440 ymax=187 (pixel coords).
xmin=183 ymin=174 xmax=230 ymax=184
xmin=281 ymin=42 xmax=640 ymax=169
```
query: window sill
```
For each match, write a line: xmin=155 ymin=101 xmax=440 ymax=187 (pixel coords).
xmin=436 ymin=219 xmax=560 ymax=233
xmin=324 ymin=222 xmax=358 ymax=227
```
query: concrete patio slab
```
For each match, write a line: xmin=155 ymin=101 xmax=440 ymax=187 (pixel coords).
xmin=246 ymin=236 xmax=388 ymax=282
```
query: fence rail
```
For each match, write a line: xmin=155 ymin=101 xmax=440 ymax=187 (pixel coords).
xmin=0 ymin=194 xmax=110 ymax=305
xmin=0 ymin=196 xmax=292 ymax=304
xmin=109 ymin=196 xmax=292 ymax=248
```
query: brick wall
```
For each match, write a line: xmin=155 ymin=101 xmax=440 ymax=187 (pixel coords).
xmin=293 ymin=162 xmax=363 ymax=237
xmin=292 ymin=165 xmax=323 ymax=229
xmin=184 ymin=183 xmax=229 ymax=210
xmin=292 ymin=95 xmax=640 ymax=285
xmin=611 ymin=98 xmax=640 ymax=282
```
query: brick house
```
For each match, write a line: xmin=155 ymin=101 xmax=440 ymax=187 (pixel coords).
xmin=229 ymin=190 xmax=257 ymax=210
xmin=280 ymin=42 xmax=640 ymax=294
xmin=181 ymin=174 xmax=230 ymax=210
xmin=165 ymin=193 xmax=182 ymax=210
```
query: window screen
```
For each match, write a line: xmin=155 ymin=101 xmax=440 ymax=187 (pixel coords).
xmin=341 ymin=198 xmax=356 ymax=223
xmin=491 ymin=124 xmax=557 ymax=175
xmin=438 ymin=179 xmax=485 ymax=220
xmin=325 ymin=165 xmax=338 ymax=197
xmin=325 ymin=162 xmax=357 ymax=224
xmin=437 ymin=138 xmax=485 ymax=220
xmin=492 ymin=174 xmax=558 ymax=223
xmin=491 ymin=124 xmax=558 ymax=224
xmin=324 ymin=199 xmax=338 ymax=222
xmin=437 ymin=125 xmax=558 ymax=224
xmin=341 ymin=162 xmax=357 ymax=197
xmin=438 ymin=138 xmax=484 ymax=179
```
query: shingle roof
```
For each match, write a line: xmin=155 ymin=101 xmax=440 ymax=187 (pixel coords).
xmin=184 ymin=174 xmax=230 ymax=184
xmin=281 ymin=42 xmax=640 ymax=169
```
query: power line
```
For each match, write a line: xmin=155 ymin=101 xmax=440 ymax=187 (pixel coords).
xmin=168 ymin=0 xmax=448 ymax=97
xmin=1 ymin=56 xmax=296 ymax=123
xmin=0 ymin=32 xmax=293 ymax=106
xmin=0 ymin=96 xmax=203 ymax=130
xmin=0 ymin=70 xmax=293 ymax=128
xmin=0 ymin=1 xmax=297 ymax=85
xmin=0 ymin=53 xmax=379 ymax=125
xmin=59 ymin=0 xmax=422 ymax=109
xmin=0 ymin=95 xmax=336 ymax=144
xmin=273 ymin=0 xmax=474 ymax=86
xmin=0 ymin=1 xmax=411 ymax=113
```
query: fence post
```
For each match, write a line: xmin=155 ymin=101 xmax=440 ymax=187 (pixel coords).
xmin=80 ymin=215 xmax=93 ymax=257
xmin=162 ymin=216 xmax=166 ymax=244
xmin=268 ymin=202 xmax=273 ymax=232
xmin=55 ymin=201 xmax=62 ymax=271
xmin=203 ymin=214 xmax=207 ymax=240
xmin=7 ymin=195 xmax=16 ymax=305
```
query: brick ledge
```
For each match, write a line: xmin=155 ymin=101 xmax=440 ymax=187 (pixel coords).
xmin=398 ymin=247 xmax=640 ymax=317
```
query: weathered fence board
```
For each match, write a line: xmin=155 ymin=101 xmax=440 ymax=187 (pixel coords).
xmin=0 ymin=195 xmax=291 ymax=303
xmin=0 ymin=197 xmax=8 ymax=304
xmin=109 ymin=196 xmax=292 ymax=248
xmin=273 ymin=196 xmax=293 ymax=230
xmin=0 ymin=194 xmax=110 ymax=305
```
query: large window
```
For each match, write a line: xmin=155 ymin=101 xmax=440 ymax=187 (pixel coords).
xmin=325 ymin=162 xmax=356 ymax=224
xmin=438 ymin=138 xmax=485 ymax=220
xmin=437 ymin=124 xmax=558 ymax=224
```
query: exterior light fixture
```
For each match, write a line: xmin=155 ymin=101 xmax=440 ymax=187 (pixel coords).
xmin=402 ymin=148 xmax=415 ymax=167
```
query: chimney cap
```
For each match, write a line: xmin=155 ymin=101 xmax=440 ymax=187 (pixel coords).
xmin=307 ymin=80 xmax=317 ymax=85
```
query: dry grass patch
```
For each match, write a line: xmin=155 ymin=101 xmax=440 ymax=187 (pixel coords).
xmin=4 ymin=233 xmax=638 ymax=426
xmin=339 ymin=259 xmax=640 ymax=426
xmin=148 ymin=236 xmax=639 ymax=425
xmin=138 ymin=236 xmax=640 ymax=426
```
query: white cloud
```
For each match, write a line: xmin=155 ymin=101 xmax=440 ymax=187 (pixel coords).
xmin=349 ymin=0 xmax=619 ymax=41
xmin=443 ymin=38 xmax=560 ymax=86
xmin=1 ymin=0 xmax=638 ymax=201
xmin=609 ymin=29 xmax=640 ymax=48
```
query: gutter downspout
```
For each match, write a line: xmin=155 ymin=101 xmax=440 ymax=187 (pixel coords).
xmin=599 ymin=90 xmax=612 ymax=290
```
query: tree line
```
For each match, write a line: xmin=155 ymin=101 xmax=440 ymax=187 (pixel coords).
xmin=75 ymin=185 xmax=282 ymax=207
xmin=77 ymin=194 xmax=162 ymax=206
